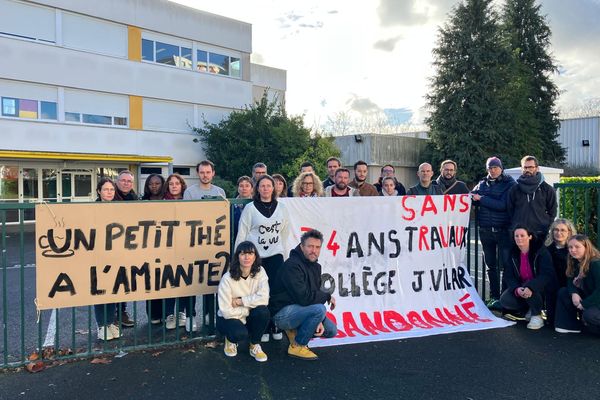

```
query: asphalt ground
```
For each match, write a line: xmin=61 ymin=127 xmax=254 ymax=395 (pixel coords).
xmin=1 ymin=320 xmax=599 ymax=400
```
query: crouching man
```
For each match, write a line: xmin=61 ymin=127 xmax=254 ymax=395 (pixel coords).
xmin=269 ymin=229 xmax=337 ymax=360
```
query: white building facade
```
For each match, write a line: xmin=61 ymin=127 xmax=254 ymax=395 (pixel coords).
xmin=556 ymin=116 xmax=600 ymax=169
xmin=0 ymin=0 xmax=286 ymax=221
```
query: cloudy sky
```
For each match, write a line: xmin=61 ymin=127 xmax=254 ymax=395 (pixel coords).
xmin=173 ymin=0 xmax=600 ymax=130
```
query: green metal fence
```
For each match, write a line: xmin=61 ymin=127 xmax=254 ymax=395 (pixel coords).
xmin=2 ymin=186 xmax=598 ymax=369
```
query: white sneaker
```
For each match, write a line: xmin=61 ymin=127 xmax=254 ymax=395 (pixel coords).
xmin=97 ymin=326 xmax=114 ymax=341
xmin=260 ymin=333 xmax=270 ymax=343
xmin=150 ymin=318 xmax=161 ymax=325
xmin=186 ymin=317 xmax=198 ymax=332
xmin=249 ymin=343 xmax=268 ymax=362
xmin=272 ymin=332 xmax=283 ymax=341
xmin=527 ymin=315 xmax=544 ymax=330
xmin=165 ymin=314 xmax=176 ymax=330
xmin=108 ymin=323 xmax=122 ymax=339
xmin=224 ymin=338 xmax=237 ymax=357
xmin=177 ymin=312 xmax=186 ymax=327
xmin=555 ymin=327 xmax=581 ymax=334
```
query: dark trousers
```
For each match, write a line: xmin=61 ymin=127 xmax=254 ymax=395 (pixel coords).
xmin=555 ymin=287 xmax=600 ymax=333
xmin=479 ymin=227 xmax=511 ymax=299
xmin=262 ymin=254 xmax=284 ymax=334
xmin=94 ymin=303 xmax=117 ymax=327
xmin=147 ymin=296 xmax=196 ymax=321
xmin=216 ymin=306 xmax=270 ymax=344
xmin=500 ymin=288 xmax=544 ymax=315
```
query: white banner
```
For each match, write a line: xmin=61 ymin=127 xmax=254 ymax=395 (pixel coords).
xmin=280 ymin=195 xmax=513 ymax=348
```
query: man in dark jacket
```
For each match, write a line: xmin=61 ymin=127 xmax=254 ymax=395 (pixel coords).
xmin=508 ymin=155 xmax=557 ymax=237
xmin=373 ymin=164 xmax=407 ymax=196
xmin=269 ymin=229 xmax=337 ymax=360
xmin=434 ymin=160 xmax=470 ymax=194
xmin=472 ymin=157 xmax=516 ymax=309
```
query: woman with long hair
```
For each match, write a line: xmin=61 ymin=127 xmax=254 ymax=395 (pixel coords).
xmin=235 ymin=174 xmax=288 ymax=342
xmin=217 ymin=241 xmax=270 ymax=362
xmin=141 ymin=174 xmax=165 ymax=200
xmin=272 ymin=174 xmax=287 ymax=198
xmin=545 ymin=218 xmax=577 ymax=288
xmin=500 ymin=225 xmax=557 ymax=329
xmin=292 ymin=171 xmax=323 ymax=197
xmin=94 ymin=178 xmax=123 ymax=341
xmin=160 ymin=173 xmax=196 ymax=331
xmin=555 ymin=234 xmax=600 ymax=334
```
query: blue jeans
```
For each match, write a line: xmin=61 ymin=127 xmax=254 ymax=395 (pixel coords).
xmin=273 ymin=304 xmax=337 ymax=345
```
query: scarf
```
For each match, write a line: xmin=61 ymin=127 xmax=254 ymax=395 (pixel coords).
xmin=436 ymin=175 xmax=457 ymax=191
xmin=382 ymin=189 xmax=398 ymax=196
xmin=517 ymin=172 xmax=543 ymax=195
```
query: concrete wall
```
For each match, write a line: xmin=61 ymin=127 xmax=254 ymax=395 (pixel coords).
xmin=334 ymin=134 xmax=428 ymax=187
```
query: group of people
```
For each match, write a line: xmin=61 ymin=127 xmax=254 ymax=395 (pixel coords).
xmin=91 ymin=153 xmax=600 ymax=360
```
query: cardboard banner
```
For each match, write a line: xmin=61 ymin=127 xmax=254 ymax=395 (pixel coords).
xmin=280 ymin=195 xmax=513 ymax=347
xmin=35 ymin=201 xmax=230 ymax=310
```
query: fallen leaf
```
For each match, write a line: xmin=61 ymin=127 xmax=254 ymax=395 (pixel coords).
xmin=25 ymin=361 xmax=45 ymax=373
xmin=204 ymin=341 xmax=218 ymax=349
xmin=90 ymin=358 xmax=111 ymax=365
xmin=28 ymin=352 xmax=39 ymax=361
xmin=75 ymin=329 xmax=89 ymax=335
xmin=151 ymin=351 xmax=163 ymax=357
xmin=182 ymin=348 xmax=196 ymax=353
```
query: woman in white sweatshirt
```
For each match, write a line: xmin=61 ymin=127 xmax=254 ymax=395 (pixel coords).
xmin=235 ymin=174 xmax=288 ymax=341
xmin=217 ymin=241 xmax=270 ymax=362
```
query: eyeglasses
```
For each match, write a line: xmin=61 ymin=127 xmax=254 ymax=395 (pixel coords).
xmin=301 ymin=182 xmax=314 ymax=186
xmin=382 ymin=169 xmax=394 ymax=173
xmin=522 ymin=166 xmax=537 ymax=170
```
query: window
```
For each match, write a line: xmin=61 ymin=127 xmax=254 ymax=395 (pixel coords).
xmin=40 ymin=101 xmax=57 ymax=120
xmin=197 ymin=50 xmax=208 ymax=71
xmin=173 ymin=167 xmax=191 ymax=176
xmin=1 ymin=97 xmax=17 ymax=116
xmin=65 ymin=112 xmax=81 ymax=122
xmin=155 ymin=41 xmax=179 ymax=66
xmin=141 ymin=167 xmax=162 ymax=175
xmin=180 ymin=47 xmax=192 ymax=69
xmin=113 ymin=117 xmax=128 ymax=126
xmin=1 ymin=97 xmax=57 ymax=120
xmin=230 ymin=57 xmax=241 ymax=78
xmin=209 ymin=53 xmax=229 ymax=75
xmin=142 ymin=39 xmax=154 ymax=61
xmin=82 ymin=114 xmax=112 ymax=125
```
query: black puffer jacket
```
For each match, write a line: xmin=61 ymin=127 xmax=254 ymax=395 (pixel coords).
xmin=472 ymin=173 xmax=516 ymax=229
xmin=505 ymin=239 xmax=557 ymax=295
xmin=268 ymin=245 xmax=331 ymax=316
xmin=508 ymin=176 xmax=557 ymax=235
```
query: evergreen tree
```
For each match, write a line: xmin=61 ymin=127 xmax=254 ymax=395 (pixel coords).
xmin=502 ymin=0 xmax=565 ymax=165
xmin=426 ymin=0 xmax=512 ymax=183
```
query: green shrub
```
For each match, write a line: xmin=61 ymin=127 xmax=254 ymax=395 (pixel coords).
xmin=557 ymin=176 xmax=600 ymax=244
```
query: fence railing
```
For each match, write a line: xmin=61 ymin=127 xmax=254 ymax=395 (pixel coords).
xmin=2 ymin=187 xmax=598 ymax=368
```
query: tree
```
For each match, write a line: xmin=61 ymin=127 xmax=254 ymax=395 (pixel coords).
xmin=426 ymin=0 xmax=513 ymax=183
xmin=193 ymin=93 xmax=340 ymax=185
xmin=502 ymin=0 xmax=565 ymax=165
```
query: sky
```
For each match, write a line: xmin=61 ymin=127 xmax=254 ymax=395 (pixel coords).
xmin=172 ymin=0 xmax=600 ymax=132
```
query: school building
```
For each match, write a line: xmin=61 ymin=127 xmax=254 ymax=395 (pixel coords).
xmin=0 ymin=0 xmax=286 ymax=222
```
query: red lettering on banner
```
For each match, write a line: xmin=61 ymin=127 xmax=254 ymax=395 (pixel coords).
xmin=383 ymin=310 xmax=412 ymax=332
xmin=458 ymin=194 xmax=470 ymax=212
xmin=459 ymin=293 xmax=493 ymax=322
xmin=421 ymin=195 xmax=438 ymax=216
xmin=327 ymin=230 xmax=340 ymax=256
xmin=359 ymin=312 xmax=392 ymax=335
xmin=421 ymin=310 xmax=447 ymax=328
xmin=443 ymin=194 xmax=457 ymax=212
xmin=401 ymin=196 xmax=416 ymax=221
xmin=438 ymin=226 xmax=449 ymax=247
xmin=342 ymin=312 xmax=369 ymax=337
xmin=406 ymin=311 xmax=434 ymax=329
xmin=419 ymin=226 xmax=430 ymax=251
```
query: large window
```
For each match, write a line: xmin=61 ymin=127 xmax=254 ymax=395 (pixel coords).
xmin=142 ymin=36 xmax=242 ymax=78
xmin=1 ymin=96 xmax=57 ymax=120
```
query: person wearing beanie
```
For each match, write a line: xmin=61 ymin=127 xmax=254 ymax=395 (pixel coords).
xmin=472 ymin=156 xmax=517 ymax=310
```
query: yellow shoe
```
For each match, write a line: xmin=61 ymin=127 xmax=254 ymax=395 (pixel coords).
xmin=249 ymin=343 xmax=268 ymax=362
xmin=224 ymin=338 xmax=237 ymax=357
xmin=287 ymin=344 xmax=318 ymax=361
xmin=284 ymin=329 xmax=297 ymax=345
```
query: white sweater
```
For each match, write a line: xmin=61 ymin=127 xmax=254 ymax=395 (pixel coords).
xmin=217 ymin=268 xmax=269 ymax=324
xmin=235 ymin=202 xmax=289 ymax=259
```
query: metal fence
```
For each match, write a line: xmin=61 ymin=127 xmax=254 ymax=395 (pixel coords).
xmin=2 ymin=187 xmax=598 ymax=368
